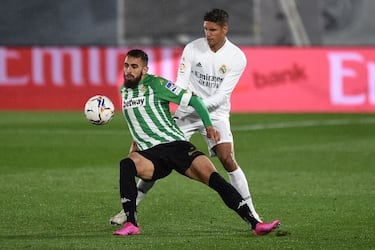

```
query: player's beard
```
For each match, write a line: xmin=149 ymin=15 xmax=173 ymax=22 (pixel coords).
xmin=123 ymin=73 xmax=142 ymax=89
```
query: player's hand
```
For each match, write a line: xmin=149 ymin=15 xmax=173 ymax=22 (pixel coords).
xmin=206 ymin=126 xmax=220 ymax=143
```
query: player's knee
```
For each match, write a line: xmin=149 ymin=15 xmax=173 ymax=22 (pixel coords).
xmin=218 ymin=154 xmax=238 ymax=171
xmin=120 ymin=158 xmax=137 ymax=177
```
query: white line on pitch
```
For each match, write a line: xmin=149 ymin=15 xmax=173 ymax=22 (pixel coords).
xmin=232 ymin=118 xmax=375 ymax=131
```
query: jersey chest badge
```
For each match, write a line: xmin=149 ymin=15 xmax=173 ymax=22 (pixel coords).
xmin=219 ymin=64 xmax=227 ymax=74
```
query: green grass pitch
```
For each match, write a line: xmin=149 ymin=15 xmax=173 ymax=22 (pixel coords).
xmin=0 ymin=112 xmax=374 ymax=249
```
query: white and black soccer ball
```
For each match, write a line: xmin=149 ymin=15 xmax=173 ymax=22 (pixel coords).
xmin=84 ymin=95 xmax=115 ymax=125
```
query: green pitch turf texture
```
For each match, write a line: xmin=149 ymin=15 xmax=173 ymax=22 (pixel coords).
xmin=0 ymin=112 xmax=374 ymax=250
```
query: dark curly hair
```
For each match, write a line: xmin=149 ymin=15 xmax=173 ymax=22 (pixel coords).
xmin=203 ymin=9 xmax=229 ymax=27
xmin=126 ymin=49 xmax=148 ymax=66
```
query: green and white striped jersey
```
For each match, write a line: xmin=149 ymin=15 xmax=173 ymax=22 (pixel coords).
xmin=120 ymin=74 xmax=192 ymax=151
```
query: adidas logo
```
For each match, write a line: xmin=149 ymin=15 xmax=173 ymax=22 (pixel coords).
xmin=196 ymin=62 xmax=202 ymax=67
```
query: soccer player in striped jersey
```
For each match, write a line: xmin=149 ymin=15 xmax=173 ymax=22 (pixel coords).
xmin=112 ymin=49 xmax=279 ymax=236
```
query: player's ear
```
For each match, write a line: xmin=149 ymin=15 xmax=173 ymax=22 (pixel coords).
xmin=223 ymin=24 xmax=229 ymax=35
xmin=142 ymin=66 xmax=148 ymax=74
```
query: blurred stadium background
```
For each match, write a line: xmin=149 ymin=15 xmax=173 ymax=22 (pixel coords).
xmin=1 ymin=0 xmax=374 ymax=112
xmin=1 ymin=0 xmax=375 ymax=46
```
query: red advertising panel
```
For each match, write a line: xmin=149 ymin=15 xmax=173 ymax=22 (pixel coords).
xmin=0 ymin=47 xmax=182 ymax=111
xmin=1 ymin=46 xmax=374 ymax=112
xmin=236 ymin=47 xmax=375 ymax=112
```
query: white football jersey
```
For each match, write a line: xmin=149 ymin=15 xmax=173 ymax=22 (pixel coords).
xmin=175 ymin=37 xmax=247 ymax=119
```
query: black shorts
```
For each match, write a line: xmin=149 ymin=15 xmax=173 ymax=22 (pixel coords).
xmin=136 ymin=141 xmax=205 ymax=181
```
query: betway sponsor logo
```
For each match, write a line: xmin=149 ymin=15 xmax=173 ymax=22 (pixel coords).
xmin=123 ymin=97 xmax=145 ymax=109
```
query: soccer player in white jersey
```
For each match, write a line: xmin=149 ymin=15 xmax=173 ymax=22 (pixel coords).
xmin=112 ymin=49 xmax=279 ymax=236
xmin=111 ymin=8 xmax=268 ymax=224
xmin=174 ymin=9 xmax=265 ymax=220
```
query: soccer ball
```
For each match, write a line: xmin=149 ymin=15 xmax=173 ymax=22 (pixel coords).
xmin=84 ymin=95 xmax=115 ymax=125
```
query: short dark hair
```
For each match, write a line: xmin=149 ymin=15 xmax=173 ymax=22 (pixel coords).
xmin=203 ymin=9 xmax=229 ymax=26
xmin=126 ymin=49 xmax=148 ymax=66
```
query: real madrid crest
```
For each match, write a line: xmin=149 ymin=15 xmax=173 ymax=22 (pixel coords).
xmin=219 ymin=64 xmax=227 ymax=74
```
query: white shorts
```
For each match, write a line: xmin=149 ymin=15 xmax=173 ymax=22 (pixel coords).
xmin=174 ymin=111 xmax=233 ymax=157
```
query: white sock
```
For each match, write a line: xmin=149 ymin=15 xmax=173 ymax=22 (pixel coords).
xmin=136 ymin=179 xmax=155 ymax=206
xmin=228 ymin=167 xmax=262 ymax=222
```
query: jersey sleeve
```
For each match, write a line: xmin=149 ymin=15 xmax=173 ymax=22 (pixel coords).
xmin=175 ymin=43 xmax=193 ymax=89
xmin=188 ymin=95 xmax=213 ymax=127
xmin=154 ymin=77 xmax=212 ymax=127
xmin=153 ymin=77 xmax=192 ymax=106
